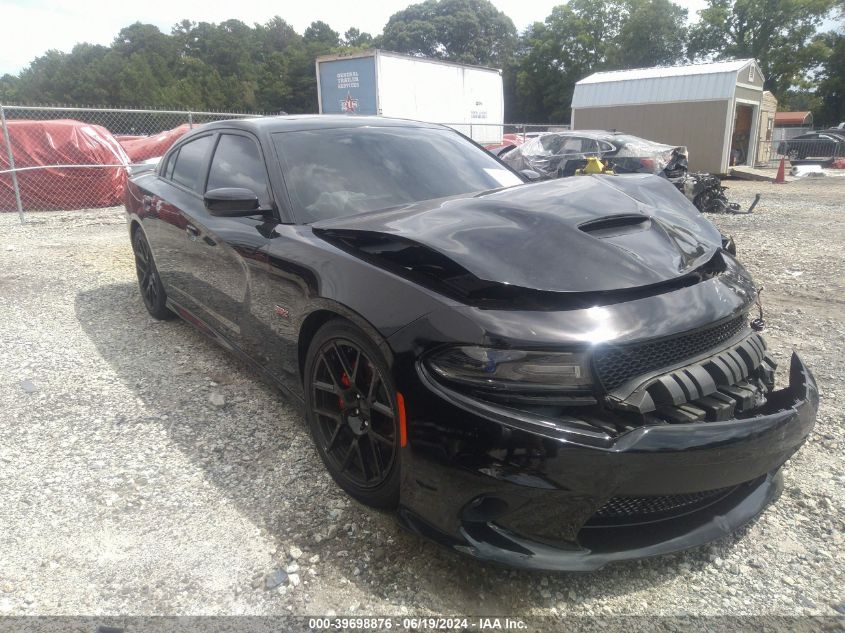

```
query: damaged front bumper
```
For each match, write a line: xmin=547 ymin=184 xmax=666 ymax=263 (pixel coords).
xmin=398 ymin=353 xmax=817 ymax=571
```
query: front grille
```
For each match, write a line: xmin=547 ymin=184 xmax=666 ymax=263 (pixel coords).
xmin=594 ymin=315 xmax=747 ymax=391
xmin=586 ymin=486 xmax=737 ymax=526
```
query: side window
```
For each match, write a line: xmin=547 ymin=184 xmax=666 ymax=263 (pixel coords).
xmin=171 ymin=135 xmax=214 ymax=193
xmin=581 ymin=139 xmax=600 ymax=154
xmin=540 ymin=135 xmax=565 ymax=153
xmin=560 ymin=137 xmax=584 ymax=154
xmin=206 ymin=134 xmax=270 ymax=207
xmin=597 ymin=141 xmax=615 ymax=154
xmin=164 ymin=149 xmax=178 ymax=180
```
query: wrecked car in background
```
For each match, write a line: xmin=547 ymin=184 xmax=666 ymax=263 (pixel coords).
xmin=499 ymin=131 xmax=687 ymax=179
xmin=778 ymin=131 xmax=845 ymax=161
xmin=484 ymin=132 xmax=547 ymax=158
xmin=499 ymin=130 xmax=741 ymax=213
xmin=125 ymin=115 xmax=817 ymax=570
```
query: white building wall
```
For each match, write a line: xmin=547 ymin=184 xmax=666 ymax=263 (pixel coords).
xmin=376 ymin=52 xmax=503 ymax=144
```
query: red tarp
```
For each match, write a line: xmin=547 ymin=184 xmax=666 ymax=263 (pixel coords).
xmin=484 ymin=134 xmax=527 ymax=151
xmin=114 ymin=134 xmax=147 ymax=143
xmin=118 ymin=124 xmax=193 ymax=162
xmin=1 ymin=119 xmax=129 ymax=211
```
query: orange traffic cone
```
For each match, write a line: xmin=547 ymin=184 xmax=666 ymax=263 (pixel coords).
xmin=774 ymin=157 xmax=786 ymax=184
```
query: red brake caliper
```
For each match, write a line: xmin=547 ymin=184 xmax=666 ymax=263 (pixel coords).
xmin=338 ymin=372 xmax=351 ymax=410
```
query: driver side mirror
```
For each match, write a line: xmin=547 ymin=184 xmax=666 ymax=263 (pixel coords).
xmin=520 ymin=169 xmax=542 ymax=182
xmin=204 ymin=187 xmax=262 ymax=217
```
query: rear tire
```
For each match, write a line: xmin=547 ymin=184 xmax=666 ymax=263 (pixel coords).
xmin=132 ymin=228 xmax=174 ymax=320
xmin=303 ymin=320 xmax=400 ymax=508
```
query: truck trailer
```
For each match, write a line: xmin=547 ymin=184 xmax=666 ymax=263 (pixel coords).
xmin=315 ymin=50 xmax=504 ymax=144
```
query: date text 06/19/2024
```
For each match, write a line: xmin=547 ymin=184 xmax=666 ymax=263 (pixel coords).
xmin=307 ymin=617 xmax=528 ymax=630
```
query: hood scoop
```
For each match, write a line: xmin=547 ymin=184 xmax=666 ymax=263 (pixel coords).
xmin=579 ymin=214 xmax=651 ymax=238
xmin=313 ymin=175 xmax=723 ymax=295
xmin=319 ymin=226 xmax=728 ymax=311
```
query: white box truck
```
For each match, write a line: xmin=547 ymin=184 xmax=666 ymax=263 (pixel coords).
xmin=315 ymin=50 xmax=504 ymax=144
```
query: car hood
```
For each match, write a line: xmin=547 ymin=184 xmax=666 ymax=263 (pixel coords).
xmin=312 ymin=174 xmax=723 ymax=294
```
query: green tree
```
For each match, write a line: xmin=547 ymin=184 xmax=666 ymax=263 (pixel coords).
xmin=688 ymin=0 xmax=836 ymax=96
xmin=255 ymin=17 xmax=301 ymax=54
xmin=61 ymin=44 xmax=113 ymax=104
xmin=505 ymin=0 xmax=689 ymax=122
xmin=15 ymin=50 xmax=74 ymax=103
xmin=0 ymin=73 xmax=18 ymax=102
xmin=612 ymin=0 xmax=688 ymax=68
xmin=343 ymin=28 xmax=374 ymax=48
xmin=816 ymin=31 xmax=845 ymax=125
xmin=107 ymin=23 xmax=181 ymax=107
xmin=381 ymin=0 xmax=517 ymax=67
xmin=118 ymin=55 xmax=169 ymax=106
xmin=304 ymin=21 xmax=340 ymax=47
xmin=163 ymin=57 xmax=231 ymax=110
xmin=253 ymin=17 xmax=305 ymax=112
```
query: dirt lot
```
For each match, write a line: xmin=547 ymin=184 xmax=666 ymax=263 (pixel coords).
xmin=0 ymin=178 xmax=843 ymax=623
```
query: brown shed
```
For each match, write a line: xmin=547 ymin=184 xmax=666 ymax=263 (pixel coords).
xmin=571 ymin=59 xmax=765 ymax=174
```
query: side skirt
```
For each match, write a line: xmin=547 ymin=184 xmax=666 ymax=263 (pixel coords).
xmin=164 ymin=297 xmax=305 ymax=412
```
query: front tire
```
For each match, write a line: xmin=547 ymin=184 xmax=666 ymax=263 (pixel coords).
xmin=132 ymin=228 xmax=174 ymax=320
xmin=304 ymin=320 xmax=400 ymax=508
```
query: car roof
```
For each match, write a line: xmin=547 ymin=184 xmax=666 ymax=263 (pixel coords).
xmin=536 ymin=130 xmax=635 ymax=142
xmin=198 ymin=114 xmax=446 ymax=134
xmin=552 ymin=130 xmax=626 ymax=137
xmin=798 ymin=131 xmax=844 ymax=139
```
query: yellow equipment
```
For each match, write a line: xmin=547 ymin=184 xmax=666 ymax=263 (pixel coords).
xmin=575 ymin=156 xmax=615 ymax=176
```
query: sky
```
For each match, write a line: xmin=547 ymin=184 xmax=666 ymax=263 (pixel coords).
xmin=0 ymin=0 xmax=711 ymax=76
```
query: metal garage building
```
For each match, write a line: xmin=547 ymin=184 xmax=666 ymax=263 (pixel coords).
xmin=571 ymin=59 xmax=765 ymax=174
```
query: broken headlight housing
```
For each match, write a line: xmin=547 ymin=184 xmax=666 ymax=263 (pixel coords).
xmin=426 ymin=346 xmax=593 ymax=392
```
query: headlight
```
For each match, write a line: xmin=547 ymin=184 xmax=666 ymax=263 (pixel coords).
xmin=426 ymin=346 xmax=593 ymax=392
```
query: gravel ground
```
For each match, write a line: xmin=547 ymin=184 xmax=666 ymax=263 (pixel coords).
xmin=0 ymin=179 xmax=843 ymax=624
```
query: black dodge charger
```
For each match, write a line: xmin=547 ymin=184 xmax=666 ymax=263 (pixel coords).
xmin=125 ymin=115 xmax=817 ymax=571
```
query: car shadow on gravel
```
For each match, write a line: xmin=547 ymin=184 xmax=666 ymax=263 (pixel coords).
xmin=75 ymin=282 xmax=755 ymax=611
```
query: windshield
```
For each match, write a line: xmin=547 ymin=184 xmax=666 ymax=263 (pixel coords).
xmin=273 ymin=126 xmax=523 ymax=223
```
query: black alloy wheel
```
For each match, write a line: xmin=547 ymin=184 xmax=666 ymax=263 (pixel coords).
xmin=132 ymin=229 xmax=173 ymax=320
xmin=304 ymin=320 xmax=400 ymax=508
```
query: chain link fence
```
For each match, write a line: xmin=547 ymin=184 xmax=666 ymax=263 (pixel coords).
xmin=0 ymin=105 xmax=270 ymax=222
xmin=1 ymin=105 xmax=570 ymax=223
xmin=441 ymin=122 xmax=570 ymax=146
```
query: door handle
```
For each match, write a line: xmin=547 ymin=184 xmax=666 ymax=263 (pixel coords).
xmin=186 ymin=224 xmax=200 ymax=240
